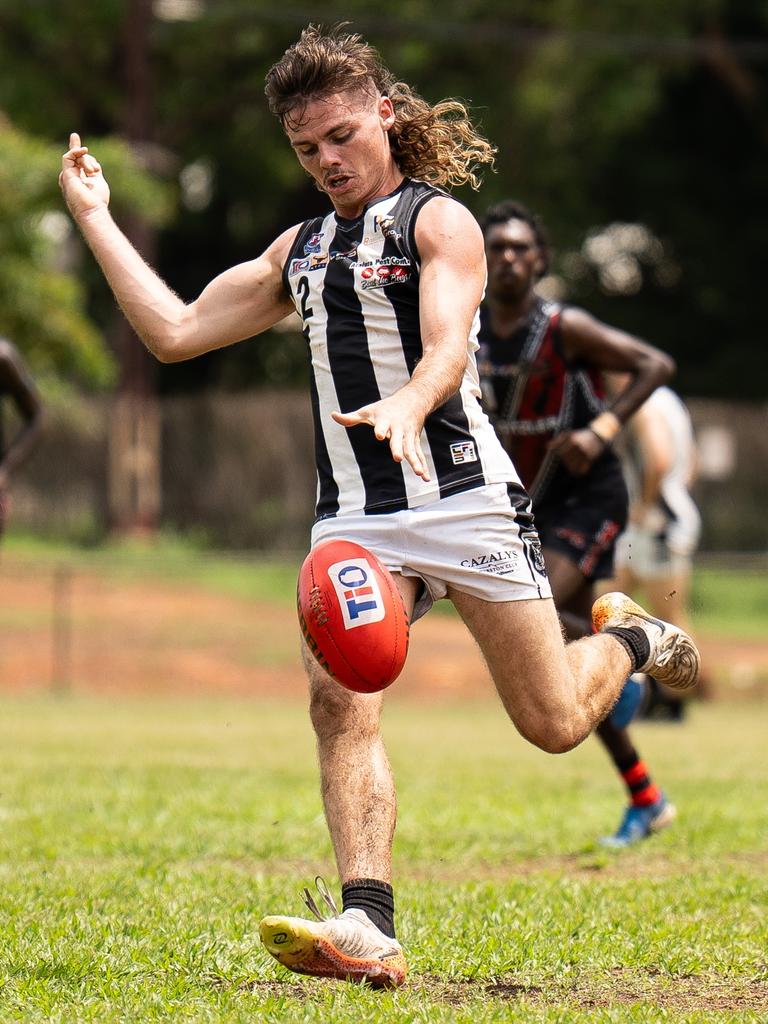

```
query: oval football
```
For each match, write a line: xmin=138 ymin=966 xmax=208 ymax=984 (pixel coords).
xmin=297 ymin=539 xmax=410 ymax=693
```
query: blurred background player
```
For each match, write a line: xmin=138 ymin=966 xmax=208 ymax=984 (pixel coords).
xmin=611 ymin=381 xmax=705 ymax=720
xmin=478 ymin=200 xmax=681 ymax=848
xmin=0 ymin=338 xmax=44 ymax=540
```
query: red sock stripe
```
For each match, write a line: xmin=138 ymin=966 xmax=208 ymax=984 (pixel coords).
xmin=632 ymin=782 xmax=662 ymax=807
xmin=621 ymin=760 xmax=661 ymax=807
xmin=622 ymin=761 xmax=650 ymax=787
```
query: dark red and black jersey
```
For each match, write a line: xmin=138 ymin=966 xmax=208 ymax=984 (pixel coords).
xmin=478 ymin=298 xmax=622 ymax=508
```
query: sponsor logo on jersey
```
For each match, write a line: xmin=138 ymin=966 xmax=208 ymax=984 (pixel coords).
xmin=356 ymin=256 xmax=411 ymax=290
xmin=460 ymin=549 xmax=519 ymax=576
xmin=450 ymin=440 xmax=477 ymax=465
xmin=331 ymin=247 xmax=358 ymax=267
xmin=373 ymin=214 xmax=402 ymax=241
xmin=289 ymin=253 xmax=329 ymax=275
xmin=304 ymin=233 xmax=323 ymax=254
xmin=328 ymin=559 xmax=386 ymax=629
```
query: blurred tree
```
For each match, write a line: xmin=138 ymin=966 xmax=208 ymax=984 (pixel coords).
xmin=0 ymin=0 xmax=764 ymax=396
xmin=0 ymin=119 xmax=170 ymax=386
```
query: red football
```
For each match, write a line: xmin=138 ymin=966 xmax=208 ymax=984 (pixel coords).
xmin=297 ymin=539 xmax=410 ymax=693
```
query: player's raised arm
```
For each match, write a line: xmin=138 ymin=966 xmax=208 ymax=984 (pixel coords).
xmin=59 ymin=133 xmax=297 ymax=362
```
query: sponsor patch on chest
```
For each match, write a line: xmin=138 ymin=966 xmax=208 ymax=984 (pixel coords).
xmin=450 ymin=440 xmax=477 ymax=465
xmin=356 ymin=256 xmax=411 ymax=290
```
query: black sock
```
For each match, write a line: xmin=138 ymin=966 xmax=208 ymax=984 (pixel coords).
xmin=341 ymin=878 xmax=396 ymax=939
xmin=604 ymin=626 xmax=650 ymax=672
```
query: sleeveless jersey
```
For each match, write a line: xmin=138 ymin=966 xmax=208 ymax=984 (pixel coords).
xmin=477 ymin=298 xmax=623 ymax=508
xmin=282 ymin=179 xmax=518 ymax=519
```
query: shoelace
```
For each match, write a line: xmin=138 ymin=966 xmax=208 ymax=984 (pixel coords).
xmin=301 ymin=876 xmax=339 ymax=922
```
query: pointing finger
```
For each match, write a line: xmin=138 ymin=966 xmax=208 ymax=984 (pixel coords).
xmin=331 ymin=409 xmax=369 ymax=428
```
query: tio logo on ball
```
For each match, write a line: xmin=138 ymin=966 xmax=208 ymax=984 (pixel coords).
xmin=328 ymin=559 xmax=385 ymax=629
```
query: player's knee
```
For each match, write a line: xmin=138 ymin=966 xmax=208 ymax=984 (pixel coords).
xmin=515 ymin=703 xmax=588 ymax=755
xmin=308 ymin=676 xmax=380 ymax=743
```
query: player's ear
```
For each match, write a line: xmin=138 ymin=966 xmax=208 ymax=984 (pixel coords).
xmin=379 ymin=95 xmax=395 ymax=131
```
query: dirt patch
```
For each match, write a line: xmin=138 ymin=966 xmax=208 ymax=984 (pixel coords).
xmin=414 ymin=973 xmax=768 ymax=1011
xmin=1 ymin=560 xmax=766 ymax=699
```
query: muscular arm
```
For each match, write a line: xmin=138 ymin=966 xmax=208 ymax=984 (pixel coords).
xmin=333 ymin=197 xmax=485 ymax=479
xmin=560 ymin=308 xmax=674 ymax=424
xmin=0 ymin=341 xmax=44 ymax=487
xmin=60 ymin=135 xmax=296 ymax=362
xmin=548 ymin=308 xmax=674 ymax=475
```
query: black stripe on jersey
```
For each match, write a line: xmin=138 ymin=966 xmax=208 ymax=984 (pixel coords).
xmin=324 ymin=219 xmax=409 ymax=514
xmin=384 ymin=187 xmax=483 ymax=500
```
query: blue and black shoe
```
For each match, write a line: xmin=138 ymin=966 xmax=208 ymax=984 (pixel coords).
xmin=600 ymin=794 xmax=677 ymax=848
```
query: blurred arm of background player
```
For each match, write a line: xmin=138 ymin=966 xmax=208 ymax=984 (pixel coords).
xmin=0 ymin=339 xmax=44 ymax=494
xmin=547 ymin=309 xmax=674 ymax=476
xmin=58 ymin=133 xmax=297 ymax=363
xmin=623 ymin=399 xmax=673 ymax=530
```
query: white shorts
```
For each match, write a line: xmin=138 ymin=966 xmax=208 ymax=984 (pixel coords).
xmin=614 ymin=523 xmax=694 ymax=579
xmin=311 ymin=482 xmax=552 ymax=621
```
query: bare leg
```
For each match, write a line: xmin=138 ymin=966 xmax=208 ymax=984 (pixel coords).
xmin=304 ymin=573 xmax=420 ymax=883
xmin=448 ymin=586 xmax=632 ymax=754
xmin=541 ymin=549 xmax=641 ymax=765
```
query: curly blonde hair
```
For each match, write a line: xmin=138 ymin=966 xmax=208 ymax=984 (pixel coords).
xmin=265 ymin=25 xmax=495 ymax=190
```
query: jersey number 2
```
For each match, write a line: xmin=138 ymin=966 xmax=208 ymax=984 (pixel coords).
xmin=297 ymin=276 xmax=313 ymax=322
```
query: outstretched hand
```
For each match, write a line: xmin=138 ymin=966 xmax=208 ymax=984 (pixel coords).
xmin=59 ymin=132 xmax=110 ymax=220
xmin=332 ymin=392 xmax=431 ymax=481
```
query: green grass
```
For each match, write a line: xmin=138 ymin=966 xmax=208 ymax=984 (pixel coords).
xmin=0 ymin=696 xmax=765 ymax=1022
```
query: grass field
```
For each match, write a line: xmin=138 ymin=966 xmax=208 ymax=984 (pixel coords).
xmin=1 ymin=536 xmax=767 ymax=1019
xmin=0 ymin=694 xmax=766 ymax=1022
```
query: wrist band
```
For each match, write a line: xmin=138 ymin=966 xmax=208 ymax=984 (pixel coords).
xmin=588 ymin=410 xmax=621 ymax=444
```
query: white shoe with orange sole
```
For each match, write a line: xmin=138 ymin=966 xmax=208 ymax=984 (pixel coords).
xmin=592 ymin=592 xmax=701 ymax=691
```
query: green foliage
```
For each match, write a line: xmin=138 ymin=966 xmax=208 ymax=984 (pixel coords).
xmin=0 ymin=122 xmax=172 ymax=388
xmin=1 ymin=1 xmax=766 ymax=394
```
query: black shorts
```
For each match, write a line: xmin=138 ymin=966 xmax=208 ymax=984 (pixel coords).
xmin=534 ymin=466 xmax=628 ymax=582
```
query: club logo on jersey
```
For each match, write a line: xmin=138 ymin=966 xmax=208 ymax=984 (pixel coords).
xmin=304 ymin=233 xmax=323 ymax=254
xmin=328 ymin=559 xmax=386 ymax=629
xmin=450 ymin=441 xmax=477 ymax=465
xmin=289 ymin=253 xmax=329 ymax=275
xmin=357 ymin=256 xmax=411 ymax=290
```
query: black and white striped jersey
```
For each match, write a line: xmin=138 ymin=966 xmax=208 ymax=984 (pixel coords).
xmin=282 ymin=178 xmax=518 ymax=519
